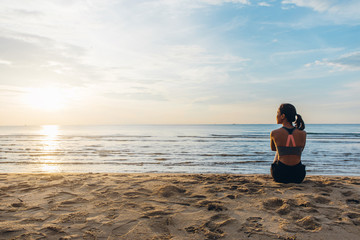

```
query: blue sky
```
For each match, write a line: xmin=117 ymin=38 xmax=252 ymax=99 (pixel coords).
xmin=0 ymin=0 xmax=359 ymax=125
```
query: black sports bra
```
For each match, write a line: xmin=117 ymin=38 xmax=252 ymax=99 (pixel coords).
xmin=276 ymin=127 xmax=304 ymax=156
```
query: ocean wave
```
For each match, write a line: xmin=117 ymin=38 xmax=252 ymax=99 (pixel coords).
xmin=0 ymin=124 xmax=359 ymax=175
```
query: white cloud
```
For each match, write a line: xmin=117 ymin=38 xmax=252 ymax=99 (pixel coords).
xmin=201 ymin=0 xmax=250 ymax=4
xmin=158 ymin=0 xmax=250 ymax=6
xmin=271 ymin=48 xmax=343 ymax=65
xmin=0 ymin=59 xmax=12 ymax=65
xmin=282 ymin=0 xmax=333 ymax=12
xmin=0 ymin=85 xmax=24 ymax=95
xmin=273 ymin=48 xmax=343 ymax=57
xmin=258 ymin=2 xmax=271 ymax=7
xmin=305 ymin=51 xmax=360 ymax=71
xmin=282 ymin=0 xmax=360 ymax=21
xmin=0 ymin=0 xmax=252 ymax=105
xmin=0 ymin=34 xmax=92 ymax=87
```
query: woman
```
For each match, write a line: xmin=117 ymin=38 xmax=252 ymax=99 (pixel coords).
xmin=270 ymin=103 xmax=306 ymax=183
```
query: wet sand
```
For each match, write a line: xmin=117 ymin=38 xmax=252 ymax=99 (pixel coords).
xmin=0 ymin=173 xmax=359 ymax=240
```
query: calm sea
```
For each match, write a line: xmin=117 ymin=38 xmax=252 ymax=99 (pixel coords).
xmin=0 ymin=124 xmax=359 ymax=176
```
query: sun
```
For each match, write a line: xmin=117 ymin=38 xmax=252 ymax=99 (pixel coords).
xmin=24 ymin=87 xmax=69 ymax=111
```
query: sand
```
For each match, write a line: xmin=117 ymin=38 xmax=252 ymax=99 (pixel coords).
xmin=0 ymin=173 xmax=359 ymax=240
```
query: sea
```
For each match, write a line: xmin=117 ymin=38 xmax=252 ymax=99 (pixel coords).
xmin=0 ymin=124 xmax=359 ymax=176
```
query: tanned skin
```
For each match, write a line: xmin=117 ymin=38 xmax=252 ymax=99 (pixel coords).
xmin=270 ymin=108 xmax=306 ymax=166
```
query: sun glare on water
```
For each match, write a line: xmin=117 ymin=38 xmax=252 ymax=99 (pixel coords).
xmin=40 ymin=125 xmax=60 ymax=140
xmin=40 ymin=125 xmax=61 ymax=172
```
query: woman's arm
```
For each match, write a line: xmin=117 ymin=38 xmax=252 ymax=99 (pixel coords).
xmin=270 ymin=131 xmax=276 ymax=151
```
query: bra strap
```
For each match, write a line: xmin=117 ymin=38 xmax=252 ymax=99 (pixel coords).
xmin=286 ymin=135 xmax=296 ymax=147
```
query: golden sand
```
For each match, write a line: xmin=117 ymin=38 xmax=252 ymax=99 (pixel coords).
xmin=0 ymin=173 xmax=359 ymax=239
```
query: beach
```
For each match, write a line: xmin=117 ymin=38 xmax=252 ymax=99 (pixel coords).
xmin=0 ymin=173 xmax=359 ymax=240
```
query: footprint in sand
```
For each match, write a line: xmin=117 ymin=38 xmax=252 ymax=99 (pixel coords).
xmin=111 ymin=220 xmax=138 ymax=237
xmin=190 ymin=194 xmax=207 ymax=199
xmin=316 ymin=187 xmax=333 ymax=195
xmin=226 ymin=194 xmax=236 ymax=199
xmin=346 ymin=199 xmax=360 ymax=205
xmin=276 ymin=203 xmax=291 ymax=215
xmin=185 ymin=214 xmax=234 ymax=239
xmin=206 ymin=213 xmax=237 ymax=231
xmin=346 ymin=212 xmax=360 ymax=219
xmin=262 ymin=197 xmax=292 ymax=215
xmin=10 ymin=201 xmax=26 ymax=208
xmin=206 ymin=186 xmax=222 ymax=194
xmin=239 ymin=217 xmax=263 ymax=235
xmin=262 ymin=197 xmax=284 ymax=209
xmin=60 ymin=211 xmax=88 ymax=224
xmin=185 ymin=225 xmax=202 ymax=234
xmin=237 ymin=186 xmax=250 ymax=193
xmin=288 ymin=197 xmax=320 ymax=214
xmin=341 ymin=190 xmax=354 ymax=197
xmin=0 ymin=225 xmax=25 ymax=236
xmin=263 ymin=197 xmax=321 ymax=216
xmin=313 ymin=195 xmax=331 ymax=204
xmin=245 ymin=184 xmax=264 ymax=194
xmin=148 ymin=216 xmax=173 ymax=234
xmin=106 ymin=208 xmax=120 ymax=219
xmin=196 ymin=200 xmax=227 ymax=212
xmin=238 ymin=185 xmax=263 ymax=195
xmin=343 ymin=211 xmax=360 ymax=225
xmin=83 ymin=228 xmax=102 ymax=240
xmin=280 ymin=215 xmax=322 ymax=233
xmin=156 ymin=185 xmax=186 ymax=198
xmin=142 ymin=205 xmax=155 ymax=211
xmin=295 ymin=216 xmax=321 ymax=231
xmin=234 ymin=178 xmax=250 ymax=185
xmin=40 ymin=225 xmax=65 ymax=234
xmin=286 ymin=197 xmax=312 ymax=208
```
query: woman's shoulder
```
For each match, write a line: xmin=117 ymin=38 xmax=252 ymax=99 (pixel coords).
xmin=295 ymin=128 xmax=306 ymax=135
xmin=271 ymin=127 xmax=284 ymax=136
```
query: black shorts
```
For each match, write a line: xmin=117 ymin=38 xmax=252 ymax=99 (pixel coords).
xmin=271 ymin=161 xmax=306 ymax=183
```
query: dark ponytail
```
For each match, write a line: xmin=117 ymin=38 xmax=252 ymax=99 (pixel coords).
xmin=279 ymin=103 xmax=305 ymax=130
xmin=295 ymin=114 xmax=305 ymax=130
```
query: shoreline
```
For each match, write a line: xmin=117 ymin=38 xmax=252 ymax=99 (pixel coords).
xmin=1 ymin=173 xmax=359 ymax=239
xmin=2 ymin=172 xmax=360 ymax=177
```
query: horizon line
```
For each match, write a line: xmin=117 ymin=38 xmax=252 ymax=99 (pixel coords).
xmin=1 ymin=123 xmax=360 ymax=127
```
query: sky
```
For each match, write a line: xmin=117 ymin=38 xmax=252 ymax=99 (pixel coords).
xmin=0 ymin=0 xmax=359 ymax=125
